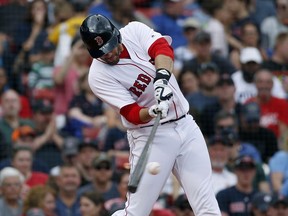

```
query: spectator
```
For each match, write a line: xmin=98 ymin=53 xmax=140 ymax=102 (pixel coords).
xmin=269 ymin=130 xmax=288 ymax=198
xmin=212 ymin=110 xmax=269 ymax=193
xmin=177 ymin=68 xmax=199 ymax=97
xmin=76 ymin=139 xmax=99 ymax=186
xmin=0 ymin=126 xmax=49 ymax=174
xmin=200 ymin=0 xmax=229 ymax=57
xmin=230 ymin=22 xmax=268 ymax=70
xmin=12 ymin=0 xmax=49 ymax=92
xmin=232 ymin=47 xmax=285 ymax=104
xmin=185 ymin=62 xmax=219 ymax=117
xmin=250 ymin=192 xmax=277 ymax=216
xmin=207 ymin=135 xmax=237 ymax=195
xmin=262 ymin=32 xmax=288 ymax=95
xmin=0 ymin=167 xmax=25 ymax=216
xmin=248 ymin=69 xmax=288 ymax=139
xmin=173 ymin=17 xmax=200 ymax=76
xmin=48 ymin=0 xmax=89 ymax=66
xmin=28 ymin=40 xmax=55 ymax=102
xmin=216 ymin=154 xmax=258 ymax=216
xmin=55 ymin=164 xmax=81 ymax=216
xmin=104 ymin=171 xmax=129 ymax=213
xmin=238 ymin=102 xmax=278 ymax=163
xmin=78 ymin=153 xmax=119 ymax=201
xmin=0 ymin=89 xmax=34 ymax=159
xmin=199 ymin=73 xmax=241 ymax=137
xmin=151 ymin=0 xmax=188 ymax=49
xmin=52 ymin=35 xmax=90 ymax=124
xmin=80 ymin=191 xmax=109 ymax=216
xmin=31 ymin=99 xmax=63 ymax=169
xmin=102 ymin=106 xmax=129 ymax=171
xmin=11 ymin=146 xmax=48 ymax=188
xmin=108 ymin=0 xmax=154 ymax=30
xmin=23 ymin=185 xmax=57 ymax=216
xmin=260 ymin=0 xmax=288 ymax=50
xmin=67 ymin=72 xmax=106 ymax=139
xmin=225 ymin=0 xmax=256 ymax=41
xmin=171 ymin=194 xmax=194 ymax=216
xmin=182 ymin=31 xmax=236 ymax=76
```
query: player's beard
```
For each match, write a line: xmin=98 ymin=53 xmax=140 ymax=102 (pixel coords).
xmin=104 ymin=46 xmax=122 ymax=65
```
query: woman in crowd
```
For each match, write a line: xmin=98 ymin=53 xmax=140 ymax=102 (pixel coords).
xmin=23 ymin=185 xmax=57 ymax=216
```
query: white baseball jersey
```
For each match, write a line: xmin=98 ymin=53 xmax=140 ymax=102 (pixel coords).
xmin=88 ymin=21 xmax=189 ymax=129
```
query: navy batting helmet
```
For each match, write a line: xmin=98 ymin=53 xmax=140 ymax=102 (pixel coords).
xmin=80 ymin=14 xmax=122 ymax=58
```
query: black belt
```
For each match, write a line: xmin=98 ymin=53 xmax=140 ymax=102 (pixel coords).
xmin=140 ymin=113 xmax=188 ymax=128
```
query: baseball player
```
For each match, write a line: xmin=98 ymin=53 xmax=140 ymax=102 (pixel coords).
xmin=80 ymin=14 xmax=221 ymax=216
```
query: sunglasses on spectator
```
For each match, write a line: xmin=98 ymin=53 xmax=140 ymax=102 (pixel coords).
xmin=94 ymin=164 xmax=111 ymax=170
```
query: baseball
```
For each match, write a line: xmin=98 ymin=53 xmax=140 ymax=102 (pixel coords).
xmin=147 ymin=162 xmax=160 ymax=175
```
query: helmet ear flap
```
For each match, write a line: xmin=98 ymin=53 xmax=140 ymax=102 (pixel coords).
xmin=80 ymin=14 xmax=121 ymax=58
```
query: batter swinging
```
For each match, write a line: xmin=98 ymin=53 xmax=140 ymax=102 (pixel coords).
xmin=80 ymin=14 xmax=221 ymax=216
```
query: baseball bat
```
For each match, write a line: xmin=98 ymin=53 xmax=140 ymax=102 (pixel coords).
xmin=128 ymin=113 xmax=161 ymax=193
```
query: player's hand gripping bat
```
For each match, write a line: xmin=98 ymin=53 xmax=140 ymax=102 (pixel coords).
xmin=128 ymin=113 xmax=161 ymax=193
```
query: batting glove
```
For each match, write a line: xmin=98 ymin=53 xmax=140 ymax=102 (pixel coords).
xmin=154 ymin=79 xmax=173 ymax=102
xmin=148 ymin=101 xmax=169 ymax=119
xmin=153 ymin=69 xmax=173 ymax=103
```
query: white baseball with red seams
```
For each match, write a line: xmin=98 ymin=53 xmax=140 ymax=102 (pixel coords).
xmin=88 ymin=21 xmax=221 ymax=216
xmin=147 ymin=162 xmax=160 ymax=175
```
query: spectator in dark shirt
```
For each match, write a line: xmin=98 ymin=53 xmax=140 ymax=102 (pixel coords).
xmin=185 ymin=62 xmax=219 ymax=119
xmin=200 ymin=73 xmax=242 ymax=137
xmin=182 ymin=31 xmax=236 ymax=77
xmin=216 ymin=154 xmax=258 ymax=216
xmin=55 ymin=164 xmax=81 ymax=216
xmin=78 ymin=153 xmax=119 ymax=201
xmin=67 ymin=72 xmax=106 ymax=139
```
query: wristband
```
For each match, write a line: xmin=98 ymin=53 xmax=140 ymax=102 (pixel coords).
xmin=154 ymin=68 xmax=171 ymax=83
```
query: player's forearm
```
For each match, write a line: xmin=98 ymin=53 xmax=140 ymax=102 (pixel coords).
xmin=154 ymin=54 xmax=174 ymax=74
xmin=139 ymin=108 xmax=153 ymax=123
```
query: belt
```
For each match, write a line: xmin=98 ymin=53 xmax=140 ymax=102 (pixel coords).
xmin=140 ymin=113 xmax=188 ymax=128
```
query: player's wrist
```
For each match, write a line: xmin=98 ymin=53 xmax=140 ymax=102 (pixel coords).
xmin=154 ymin=68 xmax=171 ymax=83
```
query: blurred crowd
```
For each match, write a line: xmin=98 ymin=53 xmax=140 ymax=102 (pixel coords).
xmin=0 ymin=0 xmax=288 ymax=215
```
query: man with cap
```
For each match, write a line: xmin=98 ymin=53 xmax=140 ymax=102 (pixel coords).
xmin=199 ymin=73 xmax=242 ymax=137
xmin=238 ymin=102 xmax=278 ymax=163
xmin=78 ymin=153 xmax=119 ymax=201
xmin=182 ymin=30 xmax=236 ymax=77
xmin=31 ymin=99 xmax=64 ymax=169
xmin=231 ymin=47 xmax=285 ymax=104
xmin=207 ymin=135 xmax=237 ymax=195
xmin=174 ymin=17 xmax=200 ymax=76
xmin=216 ymin=154 xmax=258 ymax=216
xmin=185 ymin=62 xmax=219 ymax=116
xmin=76 ymin=138 xmax=99 ymax=186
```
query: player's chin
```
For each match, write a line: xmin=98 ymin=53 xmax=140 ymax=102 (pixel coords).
xmin=105 ymin=58 xmax=120 ymax=65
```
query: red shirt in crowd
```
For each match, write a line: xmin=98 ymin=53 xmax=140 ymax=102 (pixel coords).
xmin=248 ymin=96 xmax=288 ymax=138
xmin=25 ymin=171 xmax=49 ymax=187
